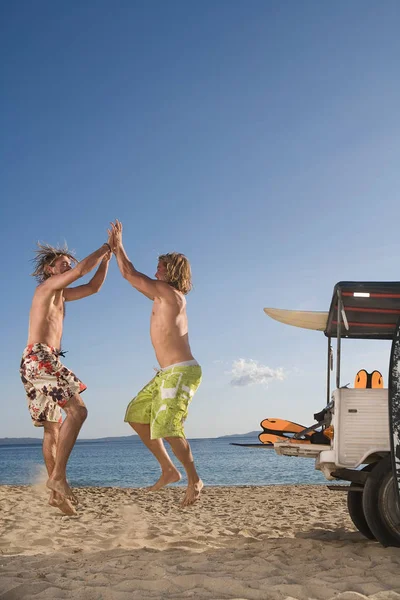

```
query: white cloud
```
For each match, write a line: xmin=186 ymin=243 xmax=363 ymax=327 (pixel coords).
xmin=230 ymin=358 xmax=285 ymax=387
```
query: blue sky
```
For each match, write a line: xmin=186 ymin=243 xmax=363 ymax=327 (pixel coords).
xmin=1 ymin=0 xmax=399 ymax=439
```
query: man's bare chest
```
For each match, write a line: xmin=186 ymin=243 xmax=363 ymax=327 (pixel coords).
xmin=49 ymin=295 xmax=65 ymax=319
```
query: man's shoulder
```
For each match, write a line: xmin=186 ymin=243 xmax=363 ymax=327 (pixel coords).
xmin=34 ymin=280 xmax=51 ymax=293
xmin=155 ymin=280 xmax=178 ymax=296
xmin=33 ymin=281 xmax=62 ymax=299
xmin=156 ymin=285 xmax=185 ymax=306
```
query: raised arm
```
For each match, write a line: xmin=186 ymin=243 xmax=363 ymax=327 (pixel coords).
xmin=63 ymin=251 xmax=111 ymax=301
xmin=42 ymin=244 xmax=111 ymax=293
xmin=109 ymin=220 xmax=173 ymax=301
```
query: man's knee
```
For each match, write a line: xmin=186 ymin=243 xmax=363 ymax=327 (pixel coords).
xmin=64 ymin=397 xmax=88 ymax=423
xmin=76 ymin=404 xmax=88 ymax=423
xmin=165 ymin=435 xmax=187 ymax=446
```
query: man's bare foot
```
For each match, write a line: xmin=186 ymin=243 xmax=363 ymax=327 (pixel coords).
xmin=47 ymin=478 xmax=78 ymax=504
xmin=146 ymin=468 xmax=181 ymax=492
xmin=48 ymin=491 xmax=77 ymax=516
xmin=181 ymin=479 xmax=203 ymax=507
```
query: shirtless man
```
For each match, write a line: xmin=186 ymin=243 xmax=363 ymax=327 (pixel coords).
xmin=20 ymin=241 xmax=112 ymax=514
xmin=109 ymin=220 xmax=203 ymax=506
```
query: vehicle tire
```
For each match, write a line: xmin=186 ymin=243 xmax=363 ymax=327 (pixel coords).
xmin=347 ymin=464 xmax=375 ymax=540
xmin=362 ymin=455 xmax=400 ymax=547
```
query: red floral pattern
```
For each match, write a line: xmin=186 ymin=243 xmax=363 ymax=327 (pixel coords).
xmin=20 ymin=344 xmax=87 ymax=427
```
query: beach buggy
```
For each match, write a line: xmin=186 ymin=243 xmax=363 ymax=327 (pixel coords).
xmin=261 ymin=281 xmax=400 ymax=547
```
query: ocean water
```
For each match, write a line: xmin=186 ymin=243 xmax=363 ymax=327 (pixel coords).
xmin=0 ymin=436 xmax=328 ymax=488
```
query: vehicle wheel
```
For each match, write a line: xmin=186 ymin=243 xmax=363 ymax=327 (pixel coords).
xmin=347 ymin=465 xmax=375 ymax=540
xmin=362 ymin=456 xmax=400 ymax=547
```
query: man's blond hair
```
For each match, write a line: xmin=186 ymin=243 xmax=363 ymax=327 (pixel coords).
xmin=31 ymin=242 xmax=77 ymax=283
xmin=158 ymin=252 xmax=192 ymax=295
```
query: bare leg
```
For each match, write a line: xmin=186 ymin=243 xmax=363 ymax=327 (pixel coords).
xmin=42 ymin=422 xmax=77 ymax=515
xmin=46 ymin=394 xmax=87 ymax=503
xmin=165 ymin=436 xmax=203 ymax=506
xmin=43 ymin=422 xmax=60 ymax=505
xmin=129 ymin=422 xmax=181 ymax=490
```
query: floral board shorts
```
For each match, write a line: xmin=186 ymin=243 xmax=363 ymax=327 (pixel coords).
xmin=20 ymin=343 xmax=87 ymax=427
xmin=124 ymin=361 xmax=202 ymax=439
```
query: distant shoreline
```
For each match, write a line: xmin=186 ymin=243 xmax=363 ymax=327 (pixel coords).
xmin=0 ymin=431 xmax=260 ymax=446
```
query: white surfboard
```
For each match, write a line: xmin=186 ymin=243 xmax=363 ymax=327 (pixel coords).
xmin=264 ymin=308 xmax=328 ymax=331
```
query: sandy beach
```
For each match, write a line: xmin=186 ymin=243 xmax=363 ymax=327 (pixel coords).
xmin=1 ymin=483 xmax=400 ymax=600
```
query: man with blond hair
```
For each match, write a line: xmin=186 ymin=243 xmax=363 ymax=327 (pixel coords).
xmin=20 ymin=240 xmax=112 ymax=514
xmin=109 ymin=220 xmax=203 ymax=506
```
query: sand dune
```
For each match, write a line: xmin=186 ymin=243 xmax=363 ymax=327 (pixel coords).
xmin=1 ymin=484 xmax=400 ymax=599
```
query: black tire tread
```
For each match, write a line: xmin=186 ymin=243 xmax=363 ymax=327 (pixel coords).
xmin=347 ymin=489 xmax=375 ymax=540
xmin=346 ymin=464 xmax=375 ymax=540
xmin=363 ymin=456 xmax=400 ymax=547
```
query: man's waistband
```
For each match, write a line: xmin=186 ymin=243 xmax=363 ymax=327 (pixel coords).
xmin=22 ymin=343 xmax=65 ymax=358
xmin=160 ymin=359 xmax=200 ymax=372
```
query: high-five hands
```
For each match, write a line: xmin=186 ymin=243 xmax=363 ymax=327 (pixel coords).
xmin=107 ymin=219 xmax=123 ymax=253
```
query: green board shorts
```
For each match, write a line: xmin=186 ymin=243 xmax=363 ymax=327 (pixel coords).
xmin=124 ymin=360 xmax=202 ymax=439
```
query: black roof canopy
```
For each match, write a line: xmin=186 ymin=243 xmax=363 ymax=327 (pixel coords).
xmin=325 ymin=281 xmax=400 ymax=340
